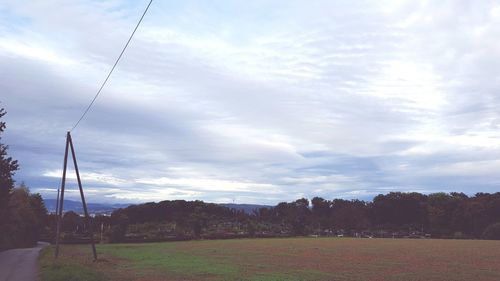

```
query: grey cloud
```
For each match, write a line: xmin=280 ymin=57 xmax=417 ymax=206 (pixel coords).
xmin=2 ymin=0 xmax=500 ymax=204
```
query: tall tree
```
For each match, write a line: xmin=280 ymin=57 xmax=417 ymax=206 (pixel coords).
xmin=311 ymin=197 xmax=331 ymax=231
xmin=0 ymin=107 xmax=19 ymax=248
xmin=0 ymin=107 xmax=18 ymax=202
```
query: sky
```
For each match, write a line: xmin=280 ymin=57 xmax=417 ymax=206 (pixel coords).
xmin=1 ymin=0 xmax=500 ymax=205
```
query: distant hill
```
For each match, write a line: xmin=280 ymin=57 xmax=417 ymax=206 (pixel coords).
xmin=43 ymin=199 xmax=130 ymax=215
xmin=220 ymin=203 xmax=272 ymax=214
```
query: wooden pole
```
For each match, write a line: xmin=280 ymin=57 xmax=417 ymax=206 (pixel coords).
xmin=68 ymin=133 xmax=98 ymax=260
xmin=55 ymin=132 xmax=70 ymax=258
xmin=54 ymin=188 xmax=60 ymax=240
xmin=55 ymin=188 xmax=60 ymax=216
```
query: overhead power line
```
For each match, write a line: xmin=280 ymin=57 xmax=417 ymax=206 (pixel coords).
xmin=70 ymin=0 xmax=153 ymax=132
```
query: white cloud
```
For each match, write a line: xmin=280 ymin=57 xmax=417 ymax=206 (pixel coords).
xmin=0 ymin=39 xmax=75 ymax=66
xmin=136 ymin=177 xmax=282 ymax=194
xmin=43 ymin=170 xmax=128 ymax=186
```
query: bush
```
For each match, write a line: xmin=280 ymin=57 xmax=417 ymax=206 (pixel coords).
xmin=3 ymin=187 xmax=40 ymax=248
xmin=108 ymin=213 xmax=129 ymax=243
xmin=109 ymin=225 xmax=127 ymax=243
xmin=481 ymin=222 xmax=500 ymax=240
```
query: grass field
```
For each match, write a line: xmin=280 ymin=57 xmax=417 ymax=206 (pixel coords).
xmin=39 ymin=238 xmax=500 ymax=281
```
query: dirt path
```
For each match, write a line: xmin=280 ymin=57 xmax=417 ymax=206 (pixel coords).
xmin=0 ymin=242 xmax=49 ymax=281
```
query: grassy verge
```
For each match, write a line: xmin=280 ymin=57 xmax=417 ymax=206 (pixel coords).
xmin=38 ymin=247 xmax=106 ymax=281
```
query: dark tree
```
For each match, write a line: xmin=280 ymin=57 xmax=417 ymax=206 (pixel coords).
xmin=331 ymin=199 xmax=370 ymax=232
xmin=0 ymin=108 xmax=18 ymax=204
xmin=311 ymin=197 xmax=331 ymax=232
xmin=5 ymin=186 xmax=38 ymax=247
xmin=62 ymin=211 xmax=82 ymax=233
xmin=273 ymin=198 xmax=310 ymax=235
xmin=372 ymin=192 xmax=427 ymax=230
xmin=29 ymin=192 xmax=48 ymax=238
xmin=0 ymin=107 xmax=19 ymax=249
xmin=426 ymin=192 xmax=466 ymax=237
xmin=109 ymin=212 xmax=129 ymax=243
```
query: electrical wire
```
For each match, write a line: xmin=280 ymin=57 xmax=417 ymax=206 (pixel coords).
xmin=70 ymin=0 xmax=153 ymax=132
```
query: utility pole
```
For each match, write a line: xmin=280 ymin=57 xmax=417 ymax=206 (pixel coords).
xmin=55 ymin=188 xmax=60 ymax=216
xmin=55 ymin=132 xmax=97 ymax=260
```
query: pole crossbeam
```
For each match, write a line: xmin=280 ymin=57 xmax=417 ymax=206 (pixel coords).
xmin=55 ymin=132 xmax=97 ymax=260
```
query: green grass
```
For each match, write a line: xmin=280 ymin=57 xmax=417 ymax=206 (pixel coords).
xmin=100 ymin=243 xmax=238 ymax=277
xmin=38 ymin=248 xmax=106 ymax=281
xmin=39 ymin=238 xmax=500 ymax=281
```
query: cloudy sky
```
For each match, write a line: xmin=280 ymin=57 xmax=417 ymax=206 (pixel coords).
xmin=1 ymin=0 xmax=500 ymax=205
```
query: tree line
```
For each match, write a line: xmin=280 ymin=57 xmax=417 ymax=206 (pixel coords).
xmin=69 ymin=191 xmax=500 ymax=243
xmin=0 ymin=108 xmax=48 ymax=250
